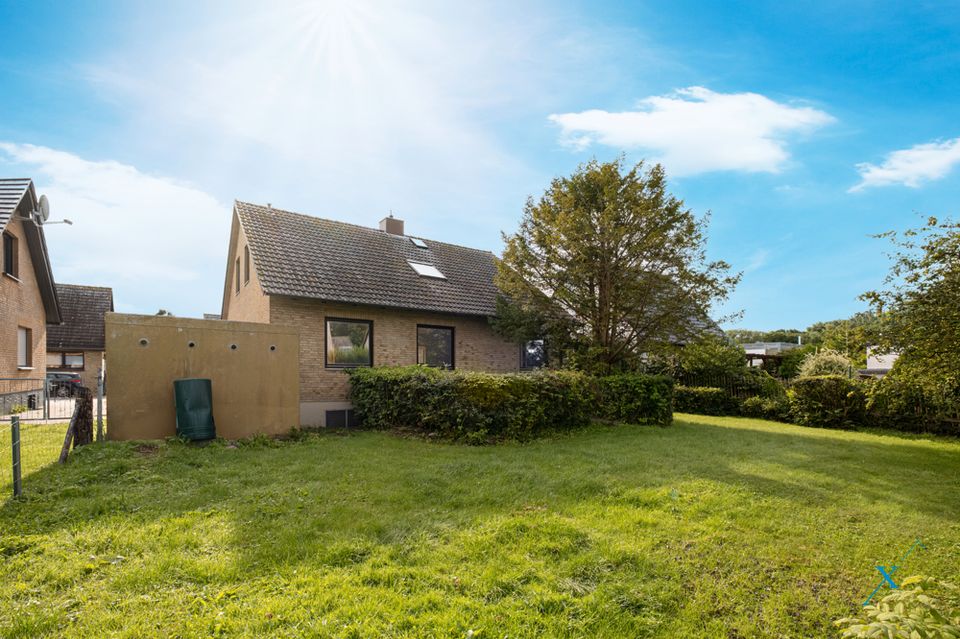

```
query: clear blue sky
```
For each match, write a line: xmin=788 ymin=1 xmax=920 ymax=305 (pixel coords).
xmin=1 ymin=1 xmax=958 ymax=329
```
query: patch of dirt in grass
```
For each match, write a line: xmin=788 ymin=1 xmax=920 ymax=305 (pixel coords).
xmin=134 ymin=444 xmax=160 ymax=457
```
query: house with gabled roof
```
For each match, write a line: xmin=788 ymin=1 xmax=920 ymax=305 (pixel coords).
xmin=0 ymin=178 xmax=61 ymax=381
xmin=47 ymin=284 xmax=115 ymax=390
xmin=220 ymin=202 xmax=526 ymax=427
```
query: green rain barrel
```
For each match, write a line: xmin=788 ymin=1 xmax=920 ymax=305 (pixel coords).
xmin=173 ymin=378 xmax=216 ymax=441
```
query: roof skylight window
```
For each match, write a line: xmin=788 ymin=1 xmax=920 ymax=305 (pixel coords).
xmin=410 ymin=237 xmax=428 ymax=248
xmin=408 ymin=261 xmax=446 ymax=279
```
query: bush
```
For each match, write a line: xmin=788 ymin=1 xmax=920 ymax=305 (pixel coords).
xmin=867 ymin=374 xmax=960 ymax=436
xmin=778 ymin=345 xmax=816 ymax=379
xmin=834 ymin=575 xmax=960 ymax=638
xmin=797 ymin=348 xmax=853 ymax=378
xmin=789 ymin=375 xmax=865 ymax=429
xmin=349 ymin=366 xmax=595 ymax=442
xmin=673 ymin=386 xmax=740 ymax=416
xmin=679 ymin=336 xmax=747 ymax=377
xmin=596 ymin=374 xmax=674 ymax=425
xmin=740 ymin=396 xmax=792 ymax=422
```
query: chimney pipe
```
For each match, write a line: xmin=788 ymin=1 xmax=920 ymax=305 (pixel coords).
xmin=379 ymin=214 xmax=404 ymax=236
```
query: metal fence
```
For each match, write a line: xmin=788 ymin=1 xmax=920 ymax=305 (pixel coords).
xmin=1 ymin=371 xmax=106 ymax=498
xmin=0 ymin=377 xmax=82 ymax=422
xmin=674 ymin=372 xmax=769 ymax=399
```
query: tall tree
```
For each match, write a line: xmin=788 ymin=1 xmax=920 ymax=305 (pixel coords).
xmin=495 ymin=157 xmax=739 ymax=373
xmin=861 ymin=217 xmax=960 ymax=383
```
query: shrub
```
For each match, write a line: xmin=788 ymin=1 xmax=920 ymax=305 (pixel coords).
xmin=778 ymin=344 xmax=816 ymax=379
xmin=679 ymin=335 xmax=747 ymax=377
xmin=349 ymin=366 xmax=595 ymax=442
xmin=797 ymin=348 xmax=853 ymax=378
xmin=834 ymin=575 xmax=960 ymax=638
xmin=789 ymin=375 xmax=865 ymax=429
xmin=740 ymin=396 xmax=792 ymax=422
xmin=673 ymin=386 xmax=740 ymax=416
xmin=867 ymin=374 xmax=960 ymax=436
xmin=596 ymin=374 xmax=674 ymax=425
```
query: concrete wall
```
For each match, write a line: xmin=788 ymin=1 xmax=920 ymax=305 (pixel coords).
xmin=105 ymin=313 xmax=299 ymax=440
xmin=269 ymin=296 xmax=521 ymax=426
xmin=0 ymin=215 xmax=47 ymax=380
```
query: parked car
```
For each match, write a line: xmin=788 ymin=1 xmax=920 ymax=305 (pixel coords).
xmin=46 ymin=372 xmax=83 ymax=398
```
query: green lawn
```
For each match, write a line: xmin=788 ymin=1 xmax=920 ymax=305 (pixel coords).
xmin=2 ymin=415 xmax=958 ymax=638
xmin=0 ymin=422 xmax=67 ymax=497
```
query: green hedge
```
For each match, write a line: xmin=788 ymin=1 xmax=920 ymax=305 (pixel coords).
xmin=740 ymin=396 xmax=791 ymax=422
xmin=673 ymin=386 xmax=741 ymax=416
xmin=349 ymin=367 xmax=595 ymax=443
xmin=789 ymin=375 xmax=865 ymax=429
xmin=866 ymin=376 xmax=960 ymax=436
xmin=596 ymin=374 xmax=674 ymax=425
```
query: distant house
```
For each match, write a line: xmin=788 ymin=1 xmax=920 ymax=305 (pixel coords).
xmin=220 ymin=202 xmax=523 ymax=427
xmin=859 ymin=346 xmax=899 ymax=378
xmin=0 ymin=178 xmax=61 ymax=382
xmin=741 ymin=341 xmax=800 ymax=367
xmin=47 ymin=284 xmax=114 ymax=390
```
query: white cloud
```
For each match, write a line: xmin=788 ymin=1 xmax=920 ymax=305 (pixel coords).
xmin=0 ymin=142 xmax=230 ymax=315
xmin=548 ymin=87 xmax=834 ymax=176
xmin=850 ymin=137 xmax=960 ymax=192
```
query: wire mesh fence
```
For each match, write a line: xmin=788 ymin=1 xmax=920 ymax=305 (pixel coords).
xmin=0 ymin=418 xmax=69 ymax=497
xmin=2 ymin=372 xmax=107 ymax=498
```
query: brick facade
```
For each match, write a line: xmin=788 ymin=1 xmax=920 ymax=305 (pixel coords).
xmin=221 ymin=214 xmax=271 ymax=323
xmin=0 ymin=215 xmax=47 ymax=381
xmin=268 ymin=296 xmax=521 ymax=405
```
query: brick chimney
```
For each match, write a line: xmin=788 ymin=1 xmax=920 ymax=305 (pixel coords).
xmin=379 ymin=214 xmax=404 ymax=235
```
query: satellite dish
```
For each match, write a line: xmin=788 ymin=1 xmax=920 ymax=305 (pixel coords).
xmin=36 ymin=195 xmax=50 ymax=224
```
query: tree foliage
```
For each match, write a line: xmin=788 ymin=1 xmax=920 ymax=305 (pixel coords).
xmin=679 ymin=335 xmax=747 ymax=377
xmin=495 ymin=157 xmax=739 ymax=373
xmin=861 ymin=217 xmax=960 ymax=385
xmin=797 ymin=348 xmax=853 ymax=378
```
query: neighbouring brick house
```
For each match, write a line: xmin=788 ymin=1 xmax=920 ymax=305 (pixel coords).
xmin=220 ymin=202 xmax=537 ymax=427
xmin=47 ymin=284 xmax=114 ymax=390
xmin=0 ymin=178 xmax=61 ymax=385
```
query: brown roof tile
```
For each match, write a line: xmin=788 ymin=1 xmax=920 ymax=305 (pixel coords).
xmin=47 ymin=284 xmax=114 ymax=351
xmin=236 ymin=201 xmax=500 ymax=317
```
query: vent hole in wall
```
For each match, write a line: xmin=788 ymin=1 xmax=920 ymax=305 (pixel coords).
xmin=139 ymin=338 xmax=149 ymax=347
xmin=269 ymin=345 xmax=277 ymax=352
xmin=230 ymin=343 xmax=238 ymax=351
xmin=187 ymin=341 xmax=196 ymax=348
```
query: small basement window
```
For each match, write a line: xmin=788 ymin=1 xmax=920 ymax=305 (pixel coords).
xmin=408 ymin=261 xmax=446 ymax=279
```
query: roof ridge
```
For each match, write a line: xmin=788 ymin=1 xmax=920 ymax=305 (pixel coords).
xmin=234 ymin=200 xmax=497 ymax=257
xmin=55 ymin=283 xmax=114 ymax=291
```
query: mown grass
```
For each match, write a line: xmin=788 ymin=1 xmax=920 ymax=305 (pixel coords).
xmin=1 ymin=415 xmax=958 ymax=638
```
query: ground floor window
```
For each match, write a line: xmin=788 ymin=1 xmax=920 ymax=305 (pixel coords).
xmin=417 ymin=325 xmax=454 ymax=369
xmin=521 ymin=339 xmax=546 ymax=369
xmin=17 ymin=327 xmax=31 ymax=368
xmin=47 ymin=352 xmax=85 ymax=369
xmin=325 ymin=318 xmax=373 ymax=367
